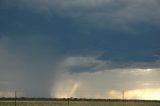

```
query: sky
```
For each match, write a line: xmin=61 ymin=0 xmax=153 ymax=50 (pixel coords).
xmin=0 ymin=0 xmax=160 ymax=100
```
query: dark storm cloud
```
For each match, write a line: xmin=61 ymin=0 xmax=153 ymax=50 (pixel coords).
xmin=1 ymin=7 xmax=159 ymax=65
xmin=0 ymin=0 xmax=160 ymax=98
xmin=1 ymin=0 xmax=160 ymax=25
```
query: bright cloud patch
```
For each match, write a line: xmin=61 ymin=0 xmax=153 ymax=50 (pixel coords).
xmin=62 ymin=56 xmax=110 ymax=73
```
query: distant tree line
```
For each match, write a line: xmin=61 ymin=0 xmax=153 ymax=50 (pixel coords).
xmin=0 ymin=97 xmax=160 ymax=103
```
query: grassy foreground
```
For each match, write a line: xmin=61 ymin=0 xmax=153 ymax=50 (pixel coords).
xmin=0 ymin=99 xmax=160 ymax=106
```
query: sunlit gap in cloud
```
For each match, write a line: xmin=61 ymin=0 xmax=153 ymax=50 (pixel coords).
xmin=125 ymin=89 xmax=160 ymax=100
xmin=108 ymin=89 xmax=160 ymax=100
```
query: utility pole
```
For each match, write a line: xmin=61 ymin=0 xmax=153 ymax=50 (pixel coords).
xmin=122 ymin=90 xmax=125 ymax=100
xmin=122 ymin=90 xmax=125 ymax=106
xmin=15 ymin=91 xmax=17 ymax=106
xmin=68 ymin=98 xmax=70 ymax=106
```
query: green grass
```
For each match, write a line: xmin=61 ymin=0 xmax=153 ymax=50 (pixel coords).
xmin=0 ymin=100 xmax=160 ymax=106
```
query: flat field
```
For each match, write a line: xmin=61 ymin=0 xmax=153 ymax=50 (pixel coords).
xmin=0 ymin=99 xmax=160 ymax=106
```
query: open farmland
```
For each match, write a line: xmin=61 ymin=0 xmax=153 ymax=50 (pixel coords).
xmin=0 ymin=99 xmax=160 ymax=106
